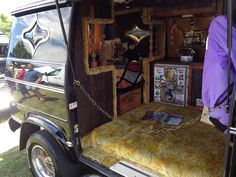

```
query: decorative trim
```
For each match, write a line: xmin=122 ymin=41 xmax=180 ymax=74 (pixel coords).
xmin=125 ymin=26 xmax=151 ymax=43
xmin=142 ymin=8 xmax=166 ymax=104
xmin=81 ymin=5 xmax=166 ymax=116
xmin=81 ymin=0 xmax=117 ymax=118
xmin=5 ymin=76 xmax=64 ymax=94
xmin=82 ymin=17 xmax=117 ymax=118
xmin=22 ymin=14 xmax=50 ymax=55
xmin=7 ymin=57 xmax=65 ymax=66
xmin=82 ymin=17 xmax=114 ymax=75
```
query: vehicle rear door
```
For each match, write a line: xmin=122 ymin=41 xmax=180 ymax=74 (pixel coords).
xmin=224 ymin=81 xmax=236 ymax=177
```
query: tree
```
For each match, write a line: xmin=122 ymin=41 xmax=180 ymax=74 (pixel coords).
xmin=0 ymin=13 xmax=12 ymax=37
xmin=11 ymin=41 xmax=32 ymax=59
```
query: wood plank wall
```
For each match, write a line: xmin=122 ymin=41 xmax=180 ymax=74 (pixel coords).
xmin=73 ymin=2 xmax=113 ymax=137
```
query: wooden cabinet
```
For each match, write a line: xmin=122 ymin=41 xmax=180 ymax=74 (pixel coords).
xmin=152 ymin=0 xmax=223 ymax=17
xmin=149 ymin=0 xmax=223 ymax=63
xmin=166 ymin=15 xmax=213 ymax=62
xmin=188 ymin=63 xmax=203 ymax=106
xmin=117 ymin=88 xmax=142 ymax=115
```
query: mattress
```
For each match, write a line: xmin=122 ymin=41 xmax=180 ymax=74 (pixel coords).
xmin=81 ymin=103 xmax=225 ymax=177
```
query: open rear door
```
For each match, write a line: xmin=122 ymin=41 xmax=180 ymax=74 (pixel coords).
xmin=223 ymin=0 xmax=236 ymax=176
xmin=224 ymin=85 xmax=236 ymax=177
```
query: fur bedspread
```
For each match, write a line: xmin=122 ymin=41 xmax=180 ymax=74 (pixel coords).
xmin=81 ymin=103 xmax=225 ymax=177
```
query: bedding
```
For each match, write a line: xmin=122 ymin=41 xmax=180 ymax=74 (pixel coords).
xmin=81 ymin=103 xmax=225 ymax=177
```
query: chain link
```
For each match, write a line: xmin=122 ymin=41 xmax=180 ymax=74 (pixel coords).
xmin=74 ymin=80 xmax=113 ymax=120
xmin=145 ymin=105 xmax=229 ymax=134
xmin=120 ymin=112 xmax=205 ymax=135
xmin=74 ymin=79 xmax=229 ymax=134
xmin=147 ymin=111 xmax=208 ymax=134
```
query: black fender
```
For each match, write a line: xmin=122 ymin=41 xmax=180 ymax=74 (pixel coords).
xmin=19 ymin=115 xmax=70 ymax=154
xmin=8 ymin=115 xmax=22 ymax=132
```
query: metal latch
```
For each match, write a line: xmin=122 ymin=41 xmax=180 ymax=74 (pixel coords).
xmin=66 ymin=141 xmax=73 ymax=147
xmin=229 ymin=127 xmax=236 ymax=135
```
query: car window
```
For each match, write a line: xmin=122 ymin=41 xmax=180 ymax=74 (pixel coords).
xmin=49 ymin=69 xmax=61 ymax=76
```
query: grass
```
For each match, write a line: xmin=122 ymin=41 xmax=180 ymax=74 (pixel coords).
xmin=0 ymin=110 xmax=32 ymax=177
xmin=0 ymin=147 xmax=32 ymax=177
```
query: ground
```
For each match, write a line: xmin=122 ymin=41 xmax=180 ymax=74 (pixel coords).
xmin=0 ymin=110 xmax=32 ymax=177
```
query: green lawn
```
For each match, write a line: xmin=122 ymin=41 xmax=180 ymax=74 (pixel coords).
xmin=0 ymin=111 xmax=32 ymax=177
xmin=0 ymin=147 xmax=32 ymax=177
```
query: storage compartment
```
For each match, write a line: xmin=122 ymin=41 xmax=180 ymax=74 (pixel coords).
xmin=117 ymin=88 xmax=142 ymax=114
xmin=77 ymin=1 xmax=226 ymax=176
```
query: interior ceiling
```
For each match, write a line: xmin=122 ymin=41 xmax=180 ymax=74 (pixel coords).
xmin=113 ymin=0 xmax=178 ymax=8
xmin=114 ymin=0 xmax=153 ymax=8
xmin=92 ymin=0 xmax=208 ymax=9
xmin=90 ymin=0 xmax=174 ymax=7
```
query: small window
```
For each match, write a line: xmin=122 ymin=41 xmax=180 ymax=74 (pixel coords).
xmin=48 ymin=69 xmax=62 ymax=76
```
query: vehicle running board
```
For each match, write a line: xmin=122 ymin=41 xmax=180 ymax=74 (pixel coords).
xmin=109 ymin=161 xmax=159 ymax=177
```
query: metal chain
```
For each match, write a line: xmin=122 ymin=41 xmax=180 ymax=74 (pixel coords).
xmin=74 ymin=80 xmax=113 ymax=120
xmin=146 ymin=111 xmax=208 ymax=134
xmin=119 ymin=112 xmax=204 ymax=135
xmin=144 ymin=105 xmax=229 ymax=134
xmin=74 ymin=79 xmax=229 ymax=134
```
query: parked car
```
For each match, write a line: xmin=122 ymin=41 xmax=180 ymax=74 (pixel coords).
xmin=34 ymin=65 xmax=65 ymax=86
xmin=5 ymin=0 xmax=236 ymax=177
xmin=41 ymin=67 xmax=65 ymax=87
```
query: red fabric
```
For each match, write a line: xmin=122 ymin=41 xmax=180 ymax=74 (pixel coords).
xmin=16 ymin=69 xmax=25 ymax=80
xmin=126 ymin=63 xmax=142 ymax=72
xmin=117 ymin=80 xmax=132 ymax=89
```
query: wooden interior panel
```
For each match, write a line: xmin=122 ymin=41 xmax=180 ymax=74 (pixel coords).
xmin=166 ymin=15 xmax=214 ymax=62
xmin=73 ymin=0 xmax=222 ymax=138
xmin=152 ymin=0 xmax=217 ymax=17
xmin=74 ymin=3 xmax=113 ymax=137
xmin=188 ymin=64 xmax=203 ymax=106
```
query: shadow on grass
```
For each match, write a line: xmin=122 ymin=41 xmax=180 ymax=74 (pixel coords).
xmin=0 ymin=110 xmax=10 ymax=124
xmin=0 ymin=146 xmax=32 ymax=177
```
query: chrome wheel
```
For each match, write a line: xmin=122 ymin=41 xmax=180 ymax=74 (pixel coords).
xmin=31 ymin=145 xmax=56 ymax=177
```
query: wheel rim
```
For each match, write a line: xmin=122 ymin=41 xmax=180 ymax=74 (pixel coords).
xmin=31 ymin=145 xmax=56 ymax=177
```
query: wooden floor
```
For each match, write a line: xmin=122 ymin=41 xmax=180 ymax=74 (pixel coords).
xmin=81 ymin=102 xmax=225 ymax=177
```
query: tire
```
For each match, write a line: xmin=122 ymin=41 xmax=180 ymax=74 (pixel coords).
xmin=27 ymin=130 xmax=78 ymax=177
xmin=41 ymin=81 xmax=47 ymax=86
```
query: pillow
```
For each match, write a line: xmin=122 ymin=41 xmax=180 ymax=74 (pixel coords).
xmin=200 ymin=106 xmax=214 ymax=126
